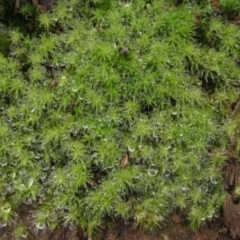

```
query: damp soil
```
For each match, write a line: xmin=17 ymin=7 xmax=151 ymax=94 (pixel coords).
xmin=0 ymin=202 xmax=240 ymax=240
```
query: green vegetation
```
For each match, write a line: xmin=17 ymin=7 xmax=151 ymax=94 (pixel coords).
xmin=0 ymin=0 xmax=240 ymax=237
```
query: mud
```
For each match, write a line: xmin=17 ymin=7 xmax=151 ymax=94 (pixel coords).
xmin=0 ymin=203 xmax=239 ymax=240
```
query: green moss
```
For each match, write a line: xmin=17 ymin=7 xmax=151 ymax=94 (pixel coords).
xmin=0 ymin=0 xmax=239 ymax=236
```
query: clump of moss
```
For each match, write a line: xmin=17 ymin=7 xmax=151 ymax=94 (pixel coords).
xmin=0 ymin=0 xmax=240 ymax=237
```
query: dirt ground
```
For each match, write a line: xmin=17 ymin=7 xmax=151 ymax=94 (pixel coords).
xmin=0 ymin=206 xmax=239 ymax=240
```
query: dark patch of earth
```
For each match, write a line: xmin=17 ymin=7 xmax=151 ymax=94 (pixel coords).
xmin=0 ymin=196 xmax=240 ymax=240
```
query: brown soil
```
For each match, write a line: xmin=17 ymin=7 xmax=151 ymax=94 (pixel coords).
xmin=0 ymin=207 xmax=238 ymax=240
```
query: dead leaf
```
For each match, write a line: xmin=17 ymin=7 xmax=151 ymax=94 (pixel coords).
xmin=32 ymin=0 xmax=46 ymax=12
xmin=171 ymin=214 xmax=181 ymax=223
xmin=194 ymin=12 xmax=201 ymax=24
xmin=211 ymin=0 xmax=220 ymax=9
xmin=120 ymin=154 xmax=129 ymax=168
xmin=48 ymin=79 xmax=59 ymax=90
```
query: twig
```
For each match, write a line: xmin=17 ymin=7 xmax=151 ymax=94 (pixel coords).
xmin=61 ymin=227 xmax=66 ymax=240
xmin=227 ymin=95 xmax=240 ymax=157
xmin=230 ymin=96 xmax=240 ymax=119
xmin=225 ymin=150 xmax=240 ymax=161
xmin=48 ymin=232 xmax=53 ymax=240
xmin=15 ymin=0 xmax=20 ymax=13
